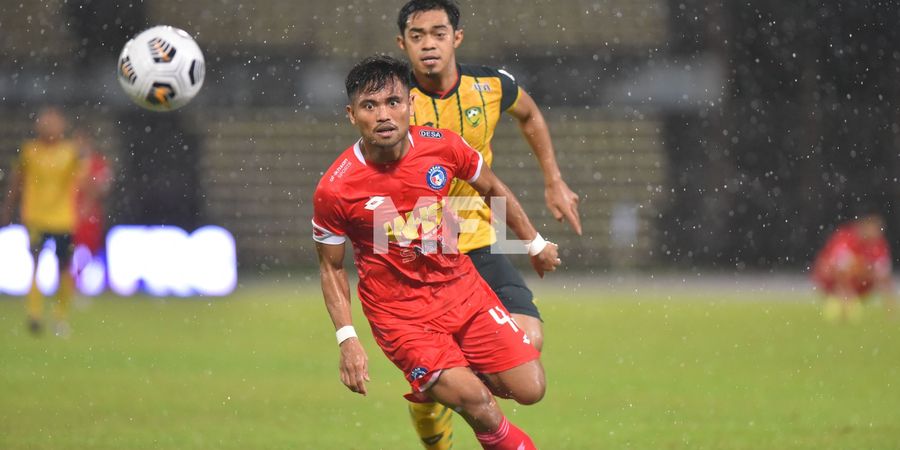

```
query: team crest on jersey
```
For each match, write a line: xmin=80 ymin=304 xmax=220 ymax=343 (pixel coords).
xmin=465 ymin=106 xmax=483 ymax=127
xmin=408 ymin=366 xmax=429 ymax=382
xmin=419 ymin=129 xmax=443 ymax=139
xmin=426 ymin=165 xmax=448 ymax=190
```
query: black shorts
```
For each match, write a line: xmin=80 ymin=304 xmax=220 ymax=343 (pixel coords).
xmin=29 ymin=231 xmax=73 ymax=266
xmin=467 ymin=246 xmax=541 ymax=320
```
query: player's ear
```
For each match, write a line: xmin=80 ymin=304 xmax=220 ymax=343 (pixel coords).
xmin=346 ymin=104 xmax=357 ymax=125
xmin=409 ymin=92 xmax=416 ymax=117
xmin=396 ymin=34 xmax=406 ymax=51
xmin=453 ymin=28 xmax=463 ymax=49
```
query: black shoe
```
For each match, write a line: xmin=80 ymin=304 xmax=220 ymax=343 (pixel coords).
xmin=28 ymin=319 xmax=43 ymax=336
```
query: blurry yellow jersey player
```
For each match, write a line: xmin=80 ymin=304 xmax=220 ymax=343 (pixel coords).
xmin=2 ymin=107 xmax=83 ymax=337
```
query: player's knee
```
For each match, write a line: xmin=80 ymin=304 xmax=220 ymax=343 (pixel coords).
xmin=456 ymin=385 xmax=504 ymax=427
xmin=512 ymin=378 xmax=546 ymax=405
xmin=459 ymin=384 xmax=495 ymax=410
xmin=507 ymin=363 xmax=546 ymax=405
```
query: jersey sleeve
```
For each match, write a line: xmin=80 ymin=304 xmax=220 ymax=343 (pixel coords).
xmin=450 ymin=133 xmax=484 ymax=183
xmin=497 ymin=68 xmax=521 ymax=111
xmin=312 ymin=186 xmax=347 ymax=245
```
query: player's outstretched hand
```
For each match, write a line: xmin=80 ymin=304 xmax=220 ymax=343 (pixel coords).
xmin=339 ymin=338 xmax=370 ymax=396
xmin=531 ymin=242 xmax=561 ymax=278
xmin=545 ymin=180 xmax=582 ymax=235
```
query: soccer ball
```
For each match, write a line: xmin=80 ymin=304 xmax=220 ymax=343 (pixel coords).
xmin=117 ymin=25 xmax=205 ymax=111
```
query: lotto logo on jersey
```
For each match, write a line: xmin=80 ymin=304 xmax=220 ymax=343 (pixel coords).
xmin=419 ymin=129 xmax=443 ymax=139
xmin=426 ymin=165 xmax=448 ymax=190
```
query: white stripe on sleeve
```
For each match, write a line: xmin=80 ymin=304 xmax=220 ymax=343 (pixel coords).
xmin=466 ymin=152 xmax=484 ymax=184
xmin=312 ymin=219 xmax=346 ymax=245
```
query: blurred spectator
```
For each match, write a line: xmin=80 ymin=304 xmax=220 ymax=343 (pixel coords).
xmin=811 ymin=212 xmax=895 ymax=322
xmin=72 ymin=128 xmax=112 ymax=280
xmin=1 ymin=107 xmax=84 ymax=337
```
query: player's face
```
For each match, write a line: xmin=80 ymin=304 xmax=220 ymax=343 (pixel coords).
xmin=347 ymin=79 xmax=412 ymax=150
xmin=35 ymin=108 xmax=67 ymax=142
xmin=857 ymin=216 xmax=884 ymax=240
xmin=397 ymin=9 xmax=463 ymax=77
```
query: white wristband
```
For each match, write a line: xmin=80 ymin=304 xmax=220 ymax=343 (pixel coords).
xmin=335 ymin=325 xmax=357 ymax=345
xmin=526 ymin=233 xmax=548 ymax=256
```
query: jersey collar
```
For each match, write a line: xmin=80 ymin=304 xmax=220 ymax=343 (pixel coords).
xmin=410 ymin=64 xmax=462 ymax=99
xmin=353 ymin=132 xmax=415 ymax=165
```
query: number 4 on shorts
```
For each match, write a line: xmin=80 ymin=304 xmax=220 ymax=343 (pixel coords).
xmin=488 ymin=306 xmax=531 ymax=345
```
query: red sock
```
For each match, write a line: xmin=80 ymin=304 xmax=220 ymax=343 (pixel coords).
xmin=474 ymin=416 xmax=537 ymax=450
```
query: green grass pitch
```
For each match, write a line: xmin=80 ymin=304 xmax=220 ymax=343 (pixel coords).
xmin=1 ymin=278 xmax=899 ymax=449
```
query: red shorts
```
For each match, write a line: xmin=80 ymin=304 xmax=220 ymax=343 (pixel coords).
xmin=74 ymin=218 xmax=104 ymax=253
xmin=814 ymin=275 xmax=876 ymax=296
xmin=367 ymin=276 xmax=539 ymax=393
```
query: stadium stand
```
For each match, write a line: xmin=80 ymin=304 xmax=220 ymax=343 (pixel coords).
xmin=0 ymin=1 xmax=76 ymax=65
xmin=144 ymin=0 xmax=667 ymax=55
xmin=199 ymin=108 xmax=665 ymax=270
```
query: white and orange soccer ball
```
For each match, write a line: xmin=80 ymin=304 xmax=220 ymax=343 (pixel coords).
xmin=117 ymin=25 xmax=205 ymax=111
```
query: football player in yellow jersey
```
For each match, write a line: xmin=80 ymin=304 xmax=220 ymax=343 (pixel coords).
xmin=396 ymin=1 xmax=582 ymax=448
xmin=2 ymin=107 xmax=83 ymax=337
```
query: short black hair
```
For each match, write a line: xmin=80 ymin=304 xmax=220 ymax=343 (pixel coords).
xmin=345 ymin=55 xmax=411 ymax=101
xmin=397 ymin=0 xmax=460 ymax=34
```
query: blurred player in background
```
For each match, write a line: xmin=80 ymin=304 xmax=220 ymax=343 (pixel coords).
xmin=395 ymin=1 xmax=582 ymax=447
xmin=314 ymin=56 xmax=560 ymax=449
xmin=811 ymin=212 xmax=894 ymax=323
xmin=72 ymin=128 xmax=112 ymax=284
xmin=1 ymin=107 xmax=84 ymax=337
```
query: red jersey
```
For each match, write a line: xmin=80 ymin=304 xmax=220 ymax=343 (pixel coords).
xmin=312 ymin=126 xmax=484 ymax=322
xmin=812 ymin=223 xmax=891 ymax=293
xmin=75 ymin=153 xmax=112 ymax=252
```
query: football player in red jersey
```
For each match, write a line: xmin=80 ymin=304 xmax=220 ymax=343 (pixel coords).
xmin=811 ymin=213 xmax=895 ymax=322
xmin=313 ymin=55 xmax=560 ymax=450
xmin=72 ymin=129 xmax=112 ymax=283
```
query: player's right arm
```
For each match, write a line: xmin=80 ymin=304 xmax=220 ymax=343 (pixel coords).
xmin=506 ymin=87 xmax=582 ymax=235
xmin=316 ymin=240 xmax=370 ymax=396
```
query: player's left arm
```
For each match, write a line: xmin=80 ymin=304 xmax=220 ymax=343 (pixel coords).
xmin=468 ymin=164 xmax=560 ymax=277
xmin=507 ymin=88 xmax=582 ymax=235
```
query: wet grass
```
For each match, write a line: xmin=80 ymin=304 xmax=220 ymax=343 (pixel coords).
xmin=0 ymin=281 xmax=898 ymax=449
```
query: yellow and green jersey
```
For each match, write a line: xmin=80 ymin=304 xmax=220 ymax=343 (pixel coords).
xmin=410 ymin=64 xmax=520 ymax=253
xmin=17 ymin=138 xmax=81 ymax=233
